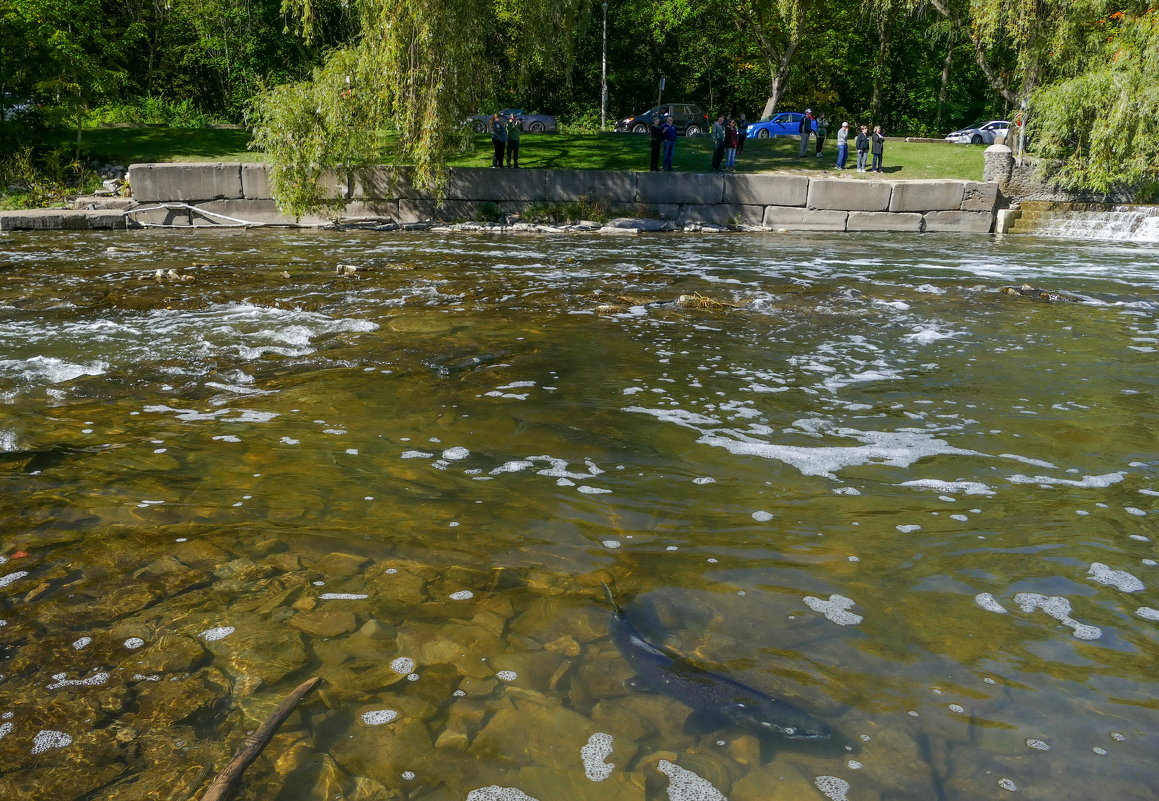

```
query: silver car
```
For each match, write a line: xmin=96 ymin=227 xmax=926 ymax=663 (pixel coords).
xmin=945 ymin=120 xmax=1011 ymax=145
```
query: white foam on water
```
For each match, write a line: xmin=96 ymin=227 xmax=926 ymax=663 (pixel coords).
xmin=896 ymin=525 xmax=921 ymax=533
xmin=847 ymin=760 xmax=863 ymax=770
xmin=449 ymin=590 xmax=474 ymax=600
xmin=656 ymin=760 xmax=726 ymax=801
xmin=975 ymin=593 xmax=1007 ymax=614
xmin=390 ymin=657 xmax=415 ymax=675
xmin=580 ymin=732 xmax=615 ymax=781
xmin=495 ymin=670 xmax=518 ymax=681
xmin=46 ymin=671 xmax=110 ymax=690
xmin=1110 ymin=731 xmax=1126 ymax=741
xmin=200 ymin=627 xmax=235 ymax=642
xmin=0 ymin=722 xmax=12 ymax=740
xmin=814 ymin=775 xmax=852 ymax=801
xmin=751 ymin=511 xmax=773 ymax=522
xmin=401 ymin=771 xmax=416 ymax=780
xmin=319 ymin=593 xmax=369 ymax=600
xmin=0 ymin=571 xmax=28 ymax=588
xmin=948 ymin=704 xmax=965 ymax=714
xmin=692 ymin=477 xmax=716 ymax=484
xmin=900 ymin=479 xmax=996 ymax=496
xmin=1014 ymin=593 xmax=1102 ymax=640
xmin=1124 ymin=507 xmax=1147 ymax=516
xmin=833 ymin=487 xmax=861 ymax=495
xmin=401 ymin=450 xmax=434 ymax=459
xmin=804 ymin=594 xmax=863 ymax=626
xmin=442 ymin=446 xmax=470 ymax=460
xmin=1007 ymin=472 xmax=1126 ymax=488
xmin=1136 ymin=607 xmax=1159 ymax=621
xmin=1026 ymin=739 xmax=1051 ymax=751
xmin=578 ymin=486 xmax=612 ymax=494
xmin=124 ymin=637 xmax=145 ymax=649
xmin=602 ymin=540 xmax=621 ymax=549
xmin=465 ymin=787 xmax=540 ymax=801
xmin=904 ymin=327 xmax=961 ymax=345
xmin=1088 ymin=563 xmax=1145 ymax=592
xmin=361 ymin=709 xmax=398 ymax=726
xmin=31 ymin=730 xmax=72 ymax=754
xmin=0 ymin=356 xmax=108 ymax=385
xmin=1092 ymin=746 xmax=1108 ymax=755
xmin=998 ymin=778 xmax=1018 ymax=791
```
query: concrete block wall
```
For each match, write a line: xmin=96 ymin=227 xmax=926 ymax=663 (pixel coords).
xmin=126 ymin=163 xmax=999 ymax=233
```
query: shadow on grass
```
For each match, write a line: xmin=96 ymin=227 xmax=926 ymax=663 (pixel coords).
xmin=51 ymin=127 xmax=254 ymax=163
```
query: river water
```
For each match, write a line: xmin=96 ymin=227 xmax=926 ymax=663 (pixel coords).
xmin=0 ymin=228 xmax=1156 ymax=801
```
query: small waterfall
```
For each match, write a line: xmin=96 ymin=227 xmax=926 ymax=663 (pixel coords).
xmin=1013 ymin=202 xmax=1159 ymax=242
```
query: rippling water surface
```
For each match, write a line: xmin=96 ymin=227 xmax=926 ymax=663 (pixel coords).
xmin=0 ymin=229 xmax=1156 ymax=801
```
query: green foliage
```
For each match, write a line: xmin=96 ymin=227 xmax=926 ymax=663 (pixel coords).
xmin=0 ymin=146 xmax=97 ymax=209
xmin=522 ymin=197 xmax=612 ymax=223
xmin=1029 ymin=10 xmax=1159 ymax=194
xmin=88 ymin=98 xmax=225 ymax=128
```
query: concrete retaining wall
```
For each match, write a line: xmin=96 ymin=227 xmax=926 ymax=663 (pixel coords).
xmin=124 ymin=163 xmax=999 ymax=233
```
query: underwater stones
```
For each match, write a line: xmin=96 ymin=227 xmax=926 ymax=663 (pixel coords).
xmin=134 ymin=667 xmax=230 ymax=727
xmin=487 ymin=651 xmax=567 ymax=692
xmin=330 ymin=714 xmax=441 ymax=789
xmin=470 ymin=698 xmax=600 ymax=766
xmin=567 ymin=651 xmax=635 ymax=709
xmin=517 ymin=766 xmax=646 ymax=801
xmin=220 ymin=627 xmax=308 ymax=686
xmin=171 ymin=539 xmax=231 ymax=571
xmin=131 ymin=634 xmax=208 ymax=674
xmin=289 ymin=609 xmax=358 ymax=638
xmin=314 ymin=551 xmax=372 ymax=578
xmin=133 ymin=555 xmax=209 ymax=596
xmin=509 ymin=598 xmax=606 ymax=646
xmin=591 ymin=700 xmax=657 ymax=742
xmin=0 ymin=764 xmax=126 ymax=801
xmin=263 ymin=551 xmax=303 ymax=573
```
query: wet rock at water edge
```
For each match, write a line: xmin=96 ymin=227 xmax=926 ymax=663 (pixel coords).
xmin=999 ymin=284 xmax=1083 ymax=303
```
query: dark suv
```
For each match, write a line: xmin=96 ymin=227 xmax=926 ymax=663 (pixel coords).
xmin=614 ymin=103 xmax=708 ymax=136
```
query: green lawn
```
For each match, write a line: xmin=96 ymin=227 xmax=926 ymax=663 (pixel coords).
xmin=67 ymin=126 xmax=988 ymax=181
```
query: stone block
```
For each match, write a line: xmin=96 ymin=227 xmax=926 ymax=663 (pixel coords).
xmin=351 ymin=166 xmax=422 ymax=200
xmin=444 ymin=167 xmax=548 ymax=201
xmin=994 ymin=208 xmax=1021 ymax=234
xmin=923 ymin=210 xmax=994 ymax=233
xmin=343 ymin=199 xmax=399 ymax=220
xmin=846 ymin=211 xmax=923 ymax=232
xmin=398 ymin=198 xmax=528 ymax=223
xmin=129 ymin=163 xmax=243 ymax=203
xmin=961 ymin=181 xmax=999 ymax=212
xmin=888 ymin=181 xmax=964 ymax=212
xmin=636 ymin=172 xmax=724 ymax=205
xmin=0 ymin=209 xmax=125 ymax=230
xmin=722 ymin=174 xmax=808 ymax=206
xmin=240 ymin=163 xmax=270 ymax=199
xmin=678 ymin=204 xmax=762 ymax=226
xmin=806 ymin=178 xmax=892 ymax=211
xmin=545 ymin=170 xmax=637 ymax=204
xmin=763 ymin=207 xmax=847 ymax=231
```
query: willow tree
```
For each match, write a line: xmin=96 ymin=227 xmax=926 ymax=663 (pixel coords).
xmin=250 ymin=0 xmax=586 ymax=217
xmin=1029 ymin=10 xmax=1159 ymax=194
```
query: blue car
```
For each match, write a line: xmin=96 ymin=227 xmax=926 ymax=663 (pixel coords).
xmin=746 ymin=112 xmax=817 ymax=139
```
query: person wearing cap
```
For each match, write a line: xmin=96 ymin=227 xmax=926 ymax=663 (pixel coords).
xmin=835 ymin=121 xmax=850 ymax=170
xmin=661 ymin=114 xmax=677 ymax=171
xmin=798 ymin=109 xmax=814 ymax=157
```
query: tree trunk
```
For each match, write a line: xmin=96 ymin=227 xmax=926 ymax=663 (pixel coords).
xmin=869 ymin=16 xmax=891 ymax=124
xmin=933 ymin=40 xmax=954 ymax=132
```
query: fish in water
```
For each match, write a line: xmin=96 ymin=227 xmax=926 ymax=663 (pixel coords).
xmin=602 ymin=584 xmax=830 ymax=741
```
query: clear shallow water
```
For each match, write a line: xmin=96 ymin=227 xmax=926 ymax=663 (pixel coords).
xmin=0 ymin=229 xmax=1156 ymax=801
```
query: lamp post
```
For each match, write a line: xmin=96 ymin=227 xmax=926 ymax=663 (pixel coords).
xmin=600 ymin=2 xmax=608 ymax=130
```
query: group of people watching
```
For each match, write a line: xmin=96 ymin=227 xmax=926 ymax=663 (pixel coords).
xmin=801 ymin=110 xmax=887 ymax=173
xmin=489 ymin=112 xmax=522 ymax=168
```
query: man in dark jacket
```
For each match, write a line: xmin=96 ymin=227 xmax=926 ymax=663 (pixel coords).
xmin=490 ymin=113 xmax=507 ymax=168
xmin=649 ymin=117 xmax=663 ymax=171
xmin=855 ymin=124 xmax=870 ymax=172
xmin=871 ymin=125 xmax=885 ymax=173
xmin=710 ymin=115 xmax=726 ymax=171
xmin=661 ymin=115 xmax=677 ymax=171
xmin=798 ymin=109 xmax=814 ymax=157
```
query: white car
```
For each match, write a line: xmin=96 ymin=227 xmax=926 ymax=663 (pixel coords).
xmin=945 ymin=120 xmax=1011 ymax=145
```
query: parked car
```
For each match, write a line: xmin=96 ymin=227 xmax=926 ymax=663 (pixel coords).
xmin=745 ymin=112 xmax=817 ymax=139
xmin=945 ymin=120 xmax=1010 ymax=145
xmin=466 ymin=109 xmax=558 ymax=134
xmin=614 ymin=104 xmax=708 ymax=136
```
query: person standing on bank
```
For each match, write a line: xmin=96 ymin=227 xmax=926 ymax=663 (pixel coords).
xmin=871 ymin=125 xmax=885 ymax=173
xmin=737 ymin=113 xmax=748 ymax=153
xmin=814 ymin=114 xmax=828 ymax=157
xmin=855 ymin=124 xmax=870 ymax=172
xmin=661 ymin=115 xmax=677 ymax=171
xmin=710 ymin=114 xmax=726 ymax=171
xmin=798 ymin=109 xmax=814 ymax=157
xmin=505 ymin=113 xmax=522 ymax=168
xmin=835 ymin=121 xmax=850 ymax=170
xmin=649 ymin=116 xmax=664 ymax=171
xmin=490 ymin=112 xmax=507 ymax=168
xmin=724 ymin=117 xmax=739 ymax=171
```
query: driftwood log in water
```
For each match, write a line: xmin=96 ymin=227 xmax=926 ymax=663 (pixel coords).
xmin=198 ymin=676 xmax=323 ymax=801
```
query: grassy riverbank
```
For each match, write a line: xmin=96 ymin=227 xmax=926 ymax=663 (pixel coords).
xmin=61 ymin=127 xmax=986 ymax=181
